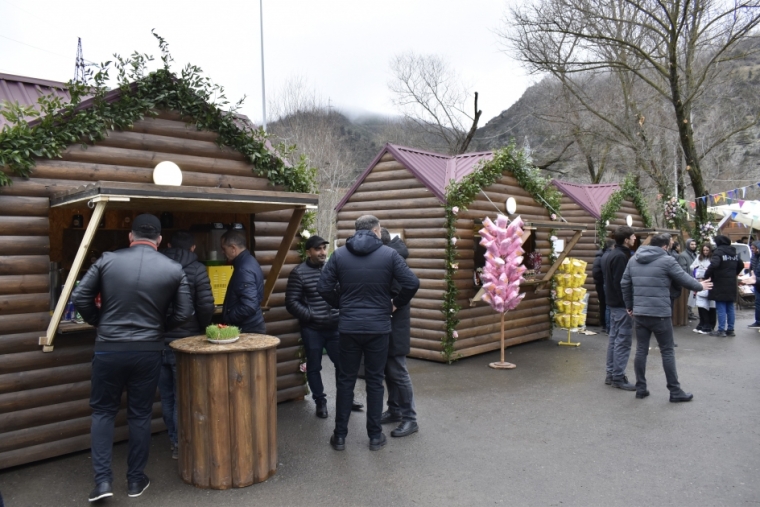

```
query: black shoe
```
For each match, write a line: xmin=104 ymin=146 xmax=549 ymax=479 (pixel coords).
xmin=330 ymin=434 xmax=345 ymax=451
xmin=316 ymin=402 xmax=328 ymax=419
xmin=610 ymin=379 xmax=637 ymax=391
xmin=391 ymin=421 xmax=419 ymax=437
xmin=351 ymin=401 xmax=364 ymax=412
xmin=604 ymin=374 xmax=612 ymax=385
xmin=127 ymin=476 xmax=150 ymax=498
xmin=726 ymin=330 xmax=735 ymax=337
xmin=369 ymin=433 xmax=387 ymax=451
xmin=88 ymin=482 xmax=113 ymax=502
xmin=669 ymin=391 xmax=694 ymax=403
xmin=748 ymin=322 xmax=760 ymax=329
xmin=380 ymin=411 xmax=402 ymax=424
xmin=635 ymin=390 xmax=650 ymax=399
xmin=710 ymin=330 xmax=727 ymax=337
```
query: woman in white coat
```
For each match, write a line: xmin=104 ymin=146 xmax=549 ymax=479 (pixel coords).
xmin=691 ymin=243 xmax=716 ymax=334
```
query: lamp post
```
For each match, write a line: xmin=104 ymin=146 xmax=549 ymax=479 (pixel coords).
xmin=260 ymin=0 xmax=267 ymax=131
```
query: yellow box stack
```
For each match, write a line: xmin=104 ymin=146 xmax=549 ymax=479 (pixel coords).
xmin=553 ymin=258 xmax=588 ymax=329
xmin=206 ymin=265 xmax=234 ymax=305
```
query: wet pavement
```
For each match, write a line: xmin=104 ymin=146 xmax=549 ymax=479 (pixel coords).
xmin=2 ymin=310 xmax=759 ymax=506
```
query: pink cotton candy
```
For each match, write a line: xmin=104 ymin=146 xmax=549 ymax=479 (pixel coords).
xmin=477 ymin=214 xmax=527 ymax=315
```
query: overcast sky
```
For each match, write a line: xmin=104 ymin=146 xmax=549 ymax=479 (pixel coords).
xmin=1 ymin=0 xmax=535 ymax=125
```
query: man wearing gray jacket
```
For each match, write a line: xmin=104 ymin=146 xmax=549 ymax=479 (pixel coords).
xmin=621 ymin=233 xmax=713 ymax=402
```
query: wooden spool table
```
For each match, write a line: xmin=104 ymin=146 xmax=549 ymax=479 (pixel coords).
xmin=170 ymin=334 xmax=280 ymax=489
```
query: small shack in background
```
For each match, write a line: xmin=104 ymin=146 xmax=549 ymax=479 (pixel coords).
xmin=336 ymin=144 xmax=585 ymax=362
xmin=551 ymin=180 xmax=646 ymax=326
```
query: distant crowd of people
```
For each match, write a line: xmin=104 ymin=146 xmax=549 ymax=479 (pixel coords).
xmin=592 ymin=226 xmax=757 ymax=402
xmin=73 ymin=213 xmax=419 ymax=502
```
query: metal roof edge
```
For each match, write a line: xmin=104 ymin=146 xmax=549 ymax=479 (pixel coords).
xmin=386 ymin=144 xmax=447 ymax=203
xmin=334 ymin=144 xmax=393 ymax=212
xmin=0 ymin=72 xmax=68 ymax=89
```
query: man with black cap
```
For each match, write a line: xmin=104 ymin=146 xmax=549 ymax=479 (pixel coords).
xmin=73 ymin=214 xmax=193 ymax=502
xmin=286 ymin=235 xmax=363 ymax=418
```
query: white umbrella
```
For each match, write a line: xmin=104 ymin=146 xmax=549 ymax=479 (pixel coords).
xmin=708 ymin=201 xmax=760 ymax=229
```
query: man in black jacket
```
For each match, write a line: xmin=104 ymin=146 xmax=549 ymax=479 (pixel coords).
xmin=73 ymin=214 xmax=193 ymax=502
xmin=318 ymin=215 xmax=419 ymax=452
xmin=221 ymin=229 xmax=266 ymax=333
xmin=159 ymin=231 xmax=215 ymax=459
xmin=704 ymin=235 xmax=744 ymax=337
xmin=592 ymin=239 xmax=615 ymax=333
xmin=285 ymin=235 xmax=363 ymax=418
xmin=602 ymin=226 xmax=637 ymax=391
xmin=379 ymin=228 xmax=418 ymax=438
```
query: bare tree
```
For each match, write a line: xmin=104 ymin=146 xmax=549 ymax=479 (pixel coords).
xmin=268 ymin=77 xmax=359 ymax=247
xmin=502 ymin=0 xmax=760 ymax=225
xmin=388 ymin=52 xmax=482 ymax=154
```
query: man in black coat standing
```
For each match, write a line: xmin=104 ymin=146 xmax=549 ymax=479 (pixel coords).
xmin=704 ymin=235 xmax=744 ymax=337
xmin=285 ymin=235 xmax=363 ymax=418
xmin=221 ymin=229 xmax=266 ymax=334
xmin=318 ymin=215 xmax=419 ymax=451
xmin=592 ymin=239 xmax=615 ymax=333
xmin=73 ymin=214 xmax=193 ymax=502
xmin=159 ymin=231 xmax=215 ymax=459
xmin=379 ymin=228 xmax=418 ymax=438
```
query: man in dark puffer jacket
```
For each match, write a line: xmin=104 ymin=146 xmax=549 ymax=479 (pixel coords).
xmin=221 ymin=229 xmax=266 ymax=333
xmin=379 ymin=228 xmax=419 ymax=438
xmin=159 ymin=231 xmax=215 ymax=459
xmin=621 ymin=233 xmax=712 ymax=402
xmin=704 ymin=235 xmax=744 ymax=337
xmin=592 ymin=239 xmax=615 ymax=333
xmin=318 ymin=215 xmax=419 ymax=452
xmin=286 ymin=235 xmax=363 ymax=418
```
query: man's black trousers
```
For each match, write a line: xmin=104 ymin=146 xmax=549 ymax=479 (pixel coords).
xmin=334 ymin=333 xmax=388 ymax=439
xmin=90 ymin=351 xmax=162 ymax=485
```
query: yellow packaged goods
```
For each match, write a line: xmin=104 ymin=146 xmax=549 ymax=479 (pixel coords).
xmin=560 ymin=258 xmax=571 ymax=273
xmin=572 ymin=274 xmax=585 ymax=288
xmin=571 ymin=301 xmax=584 ymax=315
xmin=560 ymin=301 xmax=572 ymax=314
xmin=572 ymin=259 xmax=587 ymax=274
xmin=554 ymin=314 xmax=564 ymax=326
xmin=573 ymin=288 xmax=587 ymax=302
xmin=563 ymin=288 xmax=574 ymax=300
xmin=571 ymin=315 xmax=581 ymax=328
xmin=559 ymin=314 xmax=570 ymax=328
xmin=207 ymin=265 xmax=234 ymax=305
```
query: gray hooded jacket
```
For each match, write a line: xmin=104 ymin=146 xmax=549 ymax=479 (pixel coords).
xmin=621 ymin=245 xmax=704 ymax=317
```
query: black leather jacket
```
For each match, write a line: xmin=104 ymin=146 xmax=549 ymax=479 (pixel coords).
xmin=161 ymin=248 xmax=215 ymax=341
xmin=285 ymin=259 xmax=339 ymax=330
xmin=73 ymin=243 xmax=193 ymax=352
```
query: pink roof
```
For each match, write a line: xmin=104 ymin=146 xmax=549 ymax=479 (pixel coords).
xmin=0 ymin=73 xmax=71 ymax=130
xmin=551 ymin=180 xmax=620 ymax=220
xmin=336 ymin=143 xmax=494 ymax=210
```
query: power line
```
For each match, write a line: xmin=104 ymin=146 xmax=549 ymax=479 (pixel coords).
xmin=0 ymin=34 xmax=98 ymax=66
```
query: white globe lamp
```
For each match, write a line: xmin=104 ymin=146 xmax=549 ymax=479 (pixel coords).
xmin=153 ymin=161 xmax=183 ymax=186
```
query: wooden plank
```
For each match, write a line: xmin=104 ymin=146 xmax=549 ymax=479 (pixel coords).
xmin=0 ymin=293 xmax=49 ymax=315
xmin=0 ymin=312 xmax=49 ymax=337
xmin=191 ymin=355 xmax=210 ymax=487
xmin=207 ymin=354 xmax=232 ymax=489
xmin=0 ymin=275 xmax=49 ymax=296
xmin=0 ymin=196 xmax=49 ymax=216
xmin=0 ymin=256 xmax=49 ymax=276
xmin=540 ymin=229 xmax=584 ymax=284
xmin=99 ymin=130 xmax=246 ymax=162
xmin=0 ymin=380 xmax=90 ymax=413
xmin=261 ymin=207 xmax=305 ymax=308
xmin=228 ymin=352 xmax=254 ymax=487
xmin=0 ymin=236 xmax=50 ymax=256
xmin=129 ymin=117 xmax=219 ymax=142
xmin=0 ymin=362 xmax=91 ymax=394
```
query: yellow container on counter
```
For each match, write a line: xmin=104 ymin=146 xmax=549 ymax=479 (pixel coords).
xmin=206 ymin=264 xmax=234 ymax=305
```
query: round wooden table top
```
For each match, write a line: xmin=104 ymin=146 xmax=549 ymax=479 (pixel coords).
xmin=169 ymin=334 xmax=280 ymax=354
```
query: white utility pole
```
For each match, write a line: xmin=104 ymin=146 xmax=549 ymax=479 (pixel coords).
xmin=260 ymin=0 xmax=267 ymax=131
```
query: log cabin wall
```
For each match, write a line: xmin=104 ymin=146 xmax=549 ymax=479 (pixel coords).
xmin=556 ymin=197 xmax=645 ymax=326
xmin=336 ymin=165 xmax=554 ymax=362
xmin=454 ymin=174 xmax=553 ymax=359
xmin=0 ymin=110 xmax=305 ymax=469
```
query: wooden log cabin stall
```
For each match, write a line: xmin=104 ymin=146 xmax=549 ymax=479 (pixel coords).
xmin=0 ymin=73 xmax=318 ymax=469
xmin=335 ymin=144 xmax=586 ymax=363
xmin=550 ymin=180 xmax=647 ymax=327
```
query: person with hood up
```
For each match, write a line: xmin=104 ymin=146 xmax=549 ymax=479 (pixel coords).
xmin=690 ymin=243 xmax=717 ymax=334
xmin=621 ymin=233 xmax=712 ymax=402
xmin=592 ymin=239 xmax=615 ymax=333
xmin=704 ymin=235 xmax=744 ymax=337
xmin=678 ymin=238 xmax=699 ymax=320
xmin=378 ymin=228 xmax=419 ymax=438
xmin=159 ymin=231 xmax=215 ymax=459
xmin=749 ymin=241 xmax=760 ymax=328
xmin=317 ymin=215 xmax=419 ymax=452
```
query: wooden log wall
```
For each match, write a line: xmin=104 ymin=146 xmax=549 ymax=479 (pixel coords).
xmin=556 ymin=197 xmax=645 ymax=326
xmin=336 ymin=160 xmax=554 ymax=362
xmin=0 ymin=109 xmax=305 ymax=470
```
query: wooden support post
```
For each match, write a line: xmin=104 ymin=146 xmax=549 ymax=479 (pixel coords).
xmin=539 ymin=229 xmax=583 ymax=286
xmin=40 ymin=200 xmax=109 ymax=351
xmin=261 ymin=206 xmax=305 ymax=308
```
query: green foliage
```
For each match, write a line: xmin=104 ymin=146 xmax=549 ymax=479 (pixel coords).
xmin=441 ymin=143 xmax=561 ymax=363
xmin=206 ymin=324 xmax=240 ymax=340
xmin=597 ymin=174 xmax=653 ymax=245
xmin=0 ymin=31 xmax=316 ymax=194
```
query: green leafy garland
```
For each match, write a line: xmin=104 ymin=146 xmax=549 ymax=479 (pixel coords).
xmin=441 ymin=144 xmax=561 ymax=363
xmin=0 ymin=31 xmax=316 ymax=194
xmin=596 ymin=174 xmax=653 ymax=244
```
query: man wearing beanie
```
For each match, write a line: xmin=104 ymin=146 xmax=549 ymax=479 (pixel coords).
xmin=286 ymin=235 xmax=363 ymax=418
xmin=73 ymin=214 xmax=193 ymax=502
xmin=704 ymin=235 xmax=744 ymax=337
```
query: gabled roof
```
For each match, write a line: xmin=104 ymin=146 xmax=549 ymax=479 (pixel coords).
xmin=0 ymin=73 xmax=72 ymax=129
xmin=336 ymin=143 xmax=494 ymax=210
xmin=551 ymin=180 xmax=620 ymax=220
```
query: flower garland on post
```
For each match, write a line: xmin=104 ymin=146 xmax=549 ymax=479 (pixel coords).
xmin=597 ymin=174 xmax=653 ymax=245
xmin=442 ymin=143 xmax=561 ymax=363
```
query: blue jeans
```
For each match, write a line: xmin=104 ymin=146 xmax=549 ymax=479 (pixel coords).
xmin=158 ymin=347 xmax=178 ymax=447
xmin=606 ymin=307 xmax=633 ymax=381
xmin=715 ymin=300 xmax=735 ymax=332
xmin=300 ymin=327 xmax=340 ymax=404
xmin=605 ymin=307 xmax=611 ymax=332
xmin=755 ymin=287 xmax=760 ymax=323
